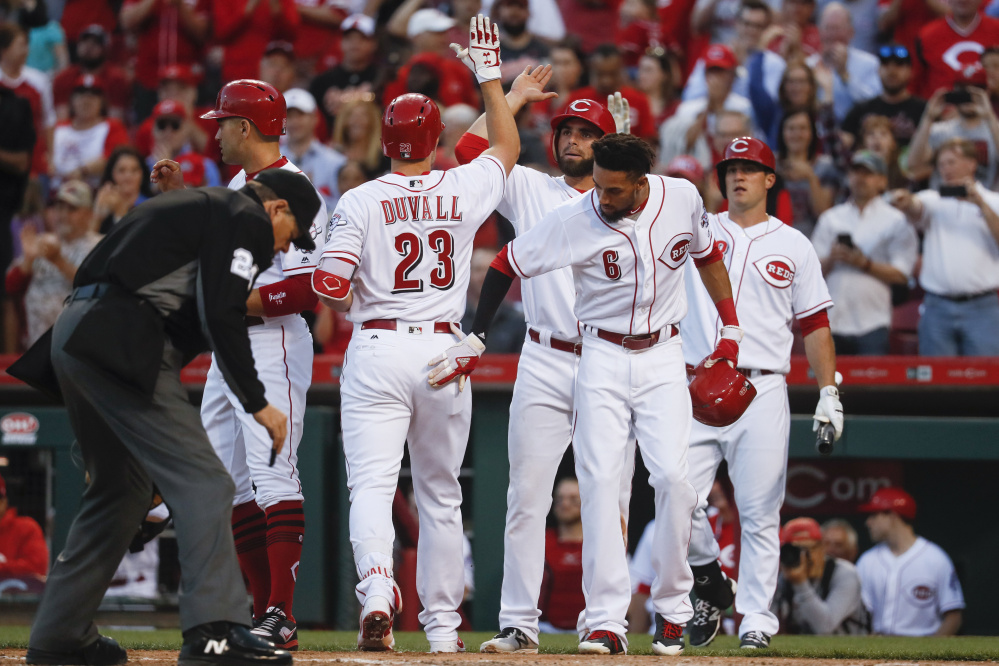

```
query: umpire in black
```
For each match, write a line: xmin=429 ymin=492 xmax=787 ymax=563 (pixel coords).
xmin=17 ymin=170 xmax=320 ymax=666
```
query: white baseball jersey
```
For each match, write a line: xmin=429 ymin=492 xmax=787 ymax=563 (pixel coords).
xmin=914 ymin=187 xmax=999 ymax=296
xmin=508 ymin=176 xmax=713 ymax=333
xmin=683 ymin=213 xmax=833 ymax=373
xmin=857 ymin=537 xmax=965 ymax=636
xmin=811 ymin=197 xmax=917 ymax=336
xmin=228 ymin=156 xmax=329 ymax=287
xmin=499 ymin=165 xmax=584 ymax=340
xmin=322 ymin=155 xmax=508 ymax=322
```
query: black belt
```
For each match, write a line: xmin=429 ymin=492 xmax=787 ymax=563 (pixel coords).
xmin=926 ymin=289 xmax=996 ymax=303
xmin=528 ymin=328 xmax=582 ymax=356
xmin=69 ymin=283 xmax=115 ymax=302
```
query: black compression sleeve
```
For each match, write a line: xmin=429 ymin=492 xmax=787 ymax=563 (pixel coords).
xmin=470 ymin=267 xmax=515 ymax=340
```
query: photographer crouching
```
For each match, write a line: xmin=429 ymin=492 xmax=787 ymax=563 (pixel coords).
xmin=772 ymin=518 xmax=868 ymax=635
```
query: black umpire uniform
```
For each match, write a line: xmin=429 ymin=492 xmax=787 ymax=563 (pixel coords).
xmin=14 ymin=170 xmax=320 ymax=666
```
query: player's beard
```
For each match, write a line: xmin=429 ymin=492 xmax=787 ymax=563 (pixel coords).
xmin=559 ymin=154 xmax=593 ymax=178
xmin=502 ymin=20 xmax=527 ymax=37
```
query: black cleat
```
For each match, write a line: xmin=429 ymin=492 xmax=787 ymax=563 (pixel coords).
xmin=26 ymin=636 xmax=127 ymax=665
xmin=178 ymin=622 xmax=292 ymax=666
xmin=689 ymin=576 xmax=737 ymax=647
xmin=740 ymin=631 xmax=772 ymax=649
xmin=578 ymin=630 xmax=626 ymax=655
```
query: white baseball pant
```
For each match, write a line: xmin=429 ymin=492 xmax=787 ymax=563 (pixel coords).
xmin=574 ymin=329 xmax=697 ymax=641
xmin=499 ymin=333 xmax=636 ymax=643
xmin=202 ymin=315 xmax=312 ymax=508
xmin=686 ymin=373 xmax=790 ymax=637
xmin=340 ymin=322 xmax=470 ymax=643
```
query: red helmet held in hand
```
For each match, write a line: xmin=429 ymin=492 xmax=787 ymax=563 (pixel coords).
xmin=201 ymin=79 xmax=287 ymax=136
xmin=382 ymin=93 xmax=445 ymax=160
xmin=715 ymin=136 xmax=776 ymax=198
xmin=687 ymin=358 xmax=757 ymax=427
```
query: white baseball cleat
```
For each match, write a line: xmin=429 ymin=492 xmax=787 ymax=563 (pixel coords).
xmin=357 ymin=596 xmax=394 ymax=651
xmin=429 ymin=637 xmax=466 ymax=653
xmin=479 ymin=627 xmax=539 ymax=653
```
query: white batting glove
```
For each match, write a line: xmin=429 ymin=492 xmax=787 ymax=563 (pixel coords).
xmin=813 ymin=385 xmax=844 ymax=441
xmin=449 ymin=14 xmax=502 ymax=83
xmin=427 ymin=323 xmax=486 ymax=392
xmin=608 ymin=91 xmax=630 ymax=134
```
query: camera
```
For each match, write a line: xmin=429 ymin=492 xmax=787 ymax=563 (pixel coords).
xmin=944 ymin=89 xmax=972 ymax=106
xmin=939 ymin=184 xmax=968 ymax=198
xmin=835 ymin=233 xmax=854 ymax=249
xmin=780 ymin=543 xmax=806 ymax=568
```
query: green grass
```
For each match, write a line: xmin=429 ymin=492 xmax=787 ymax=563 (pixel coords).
xmin=1 ymin=628 xmax=997 ymax=660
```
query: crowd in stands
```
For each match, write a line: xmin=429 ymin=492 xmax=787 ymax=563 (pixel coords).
xmin=1 ymin=0 xmax=998 ymax=356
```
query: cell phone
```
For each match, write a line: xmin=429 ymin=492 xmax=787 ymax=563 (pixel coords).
xmin=944 ymin=89 xmax=972 ymax=106
xmin=836 ymin=233 xmax=854 ymax=248
xmin=939 ymin=184 xmax=968 ymax=198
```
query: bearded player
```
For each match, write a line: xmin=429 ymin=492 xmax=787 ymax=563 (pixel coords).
xmin=450 ymin=73 xmax=637 ymax=652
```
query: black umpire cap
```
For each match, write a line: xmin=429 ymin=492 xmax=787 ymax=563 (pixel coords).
xmin=253 ymin=169 xmax=321 ymax=252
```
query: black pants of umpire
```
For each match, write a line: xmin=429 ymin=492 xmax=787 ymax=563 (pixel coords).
xmin=29 ymin=298 xmax=249 ymax=652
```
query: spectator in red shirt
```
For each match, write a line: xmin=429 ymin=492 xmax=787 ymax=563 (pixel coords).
xmin=61 ymin=0 xmax=117 ymax=47
xmin=538 ymin=477 xmax=585 ymax=633
xmin=566 ymin=44 xmax=656 ymax=139
xmin=293 ymin=0 xmax=347 ymax=78
xmin=616 ymin=0 xmax=664 ymax=69
xmin=50 ymin=75 xmax=129 ymax=190
xmin=0 ymin=473 xmax=49 ymax=584
xmin=212 ymin=0 xmax=300 ymax=84
xmin=133 ymin=65 xmax=217 ymax=164
xmin=383 ymin=9 xmax=479 ymax=109
xmin=557 ymin=0 xmax=622 ymax=54
xmin=877 ymin=0 xmax=948 ymax=54
xmin=120 ymin=0 xmax=210 ymax=122
xmin=913 ymin=0 xmax=999 ymax=98
xmin=52 ymin=25 xmax=130 ymax=123
xmin=0 ymin=22 xmax=53 ymax=179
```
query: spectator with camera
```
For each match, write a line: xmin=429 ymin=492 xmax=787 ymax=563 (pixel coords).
xmin=908 ymin=84 xmax=999 ymax=188
xmin=890 ymin=138 xmax=999 ymax=356
xmin=811 ymin=151 xmax=917 ymax=355
xmin=856 ymin=487 xmax=964 ymax=636
xmin=772 ymin=517 xmax=867 ymax=635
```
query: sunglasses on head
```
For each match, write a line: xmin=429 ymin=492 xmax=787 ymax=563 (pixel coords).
xmin=878 ymin=45 xmax=910 ymax=62
xmin=156 ymin=118 xmax=182 ymax=131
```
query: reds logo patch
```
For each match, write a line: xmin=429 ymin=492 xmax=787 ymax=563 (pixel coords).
xmin=910 ymin=584 xmax=936 ymax=606
xmin=658 ymin=232 xmax=692 ymax=270
xmin=753 ymin=254 xmax=796 ymax=288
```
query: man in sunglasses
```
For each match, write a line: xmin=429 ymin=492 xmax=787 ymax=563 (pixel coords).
xmin=841 ymin=44 xmax=926 ymax=150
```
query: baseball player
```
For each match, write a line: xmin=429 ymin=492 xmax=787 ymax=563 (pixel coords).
xmin=309 ymin=15 xmax=520 ymax=653
xmin=857 ymin=487 xmax=965 ymax=636
xmin=435 ymin=133 xmax=743 ymax=655
xmin=681 ymin=137 xmax=843 ymax=650
xmin=152 ymin=79 xmax=328 ymax=650
xmin=450 ymin=72 xmax=636 ymax=652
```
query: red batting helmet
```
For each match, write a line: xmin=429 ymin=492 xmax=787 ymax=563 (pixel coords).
xmin=382 ymin=93 xmax=445 ymax=160
xmin=715 ymin=136 xmax=776 ymax=198
xmin=550 ymin=99 xmax=616 ymax=160
xmin=687 ymin=359 xmax=757 ymax=427
xmin=201 ymin=79 xmax=287 ymax=136
xmin=859 ymin=487 xmax=917 ymax=521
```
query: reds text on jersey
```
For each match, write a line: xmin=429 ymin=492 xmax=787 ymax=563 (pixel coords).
xmin=683 ymin=213 xmax=832 ymax=373
xmin=507 ymin=176 xmax=713 ymax=333
xmin=229 ymin=158 xmax=329 ymax=287
xmin=321 ymin=155 xmax=508 ymax=322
